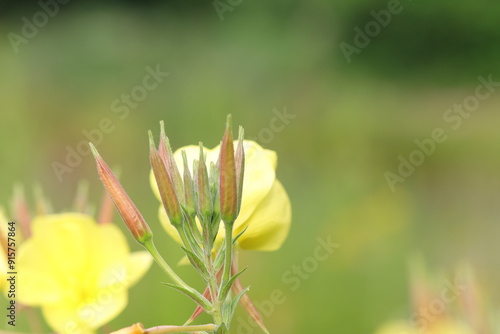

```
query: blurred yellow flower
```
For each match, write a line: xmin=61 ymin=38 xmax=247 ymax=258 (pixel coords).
xmin=18 ymin=213 xmax=152 ymax=334
xmin=150 ymin=140 xmax=291 ymax=251
xmin=374 ymin=319 xmax=475 ymax=334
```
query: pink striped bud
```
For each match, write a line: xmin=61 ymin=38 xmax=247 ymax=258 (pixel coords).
xmin=90 ymin=143 xmax=152 ymax=243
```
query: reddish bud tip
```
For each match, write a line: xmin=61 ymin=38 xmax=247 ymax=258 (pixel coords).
xmin=219 ymin=115 xmax=238 ymax=223
xmin=158 ymin=122 xmax=184 ymax=202
xmin=90 ymin=143 xmax=152 ymax=243
xmin=148 ymin=133 xmax=183 ymax=226
xmin=195 ymin=142 xmax=213 ymax=221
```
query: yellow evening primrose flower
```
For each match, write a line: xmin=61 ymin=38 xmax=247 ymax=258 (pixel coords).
xmin=18 ymin=213 xmax=152 ymax=334
xmin=150 ymin=140 xmax=291 ymax=251
xmin=373 ymin=319 xmax=476 ymax=334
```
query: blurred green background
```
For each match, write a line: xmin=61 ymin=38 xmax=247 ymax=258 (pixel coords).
xmin=1 ymin=0 xmax=500 ymax=333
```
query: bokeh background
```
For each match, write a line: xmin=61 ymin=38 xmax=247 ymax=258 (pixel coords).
xmin=1 ymin=0 xmax=500 ymax=333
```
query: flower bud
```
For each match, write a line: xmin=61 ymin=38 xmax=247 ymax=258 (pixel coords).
xmin=159 ymin=121 xmax=184 ymax=201
xmin=90 ymin=143 xmax=152 ymax=243
xmin=209 ymin=161 xmax=220 ymax=218
xmin=194 ymin=143 xmax=213 ymax=221
xmin=219 ymin=115 xmax=238 ymax=223
xmin=110 ymin=323 xmax=145 ymax=334
xmin=149 ymin=131 xmax=183 ymax=226
xmin=182 ymin=150 xmax=196 ymax=218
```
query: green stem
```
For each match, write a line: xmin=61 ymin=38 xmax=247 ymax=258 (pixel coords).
xmin=142 ymin=237 xmax=211 ymax=310
xmin=144 ymin=324 xmax=217 ymax=333
xmin=203 ymin=233 xmax=223 ymax=328
xmin=222 ymin=222 xmax=234 ymax=284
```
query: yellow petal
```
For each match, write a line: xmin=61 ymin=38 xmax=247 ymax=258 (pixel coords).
xmin=30 ymin=213 xmax=94 ymax=276
xmin=92 ymin=223 xmax=130 ymax=276
xmin=230 ymin=141 xmax=277 ymax=226
xmin=236 ymin=180 xmax=291 ymax=251
xmin=42 ymin=290 xmax=127 ymax=334
xmin=17 ymin=212 xmax=150 ymax=334
xmin=18 ymin=214 xmax=99 ymax=306
xmin=18 ymin=238 xmax=65 ymax=305
xmin=373 ymin=321 xmax=417 ymax=334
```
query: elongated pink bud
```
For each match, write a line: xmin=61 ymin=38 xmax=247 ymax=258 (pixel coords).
xmin=195 ymin=143 xmax=213 ymax=221
xmin=149 ymin=131 xmax=183 ymax=226
xmin=219 ymin=115 xmax=237 ymax=223
xmin=182 ymin=150 xmax=196 ymax=218
xmin=159 ymin=121 xmax=184 ymax=200
xmin=90 ymin=143 xmax=152 ymax=243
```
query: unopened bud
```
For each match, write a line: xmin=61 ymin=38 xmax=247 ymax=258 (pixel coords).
xmin=149 ymin=132 xmax=183 ymax=226
xmin=159 ymin=121 xmax=184 ymax=201
xmin=182 ymin=150 xmax=196 ymax=218
xmin=194 ymin=143 xmax=213 ymax=221
xmin=90 ymin=143 xmax=152 ymax=243
xmin=219 ymin=115 xmax=237 ymax=223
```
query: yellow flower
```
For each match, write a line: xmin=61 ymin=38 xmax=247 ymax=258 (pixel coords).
xmin=150 ymin=140 xmax=291 ymax=251
xmin=374 ymin=319 xmax=475 ymax=334
xmin=18 ymin=213 xmax=152 ymax=334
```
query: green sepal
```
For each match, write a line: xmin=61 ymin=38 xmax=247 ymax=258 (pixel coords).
xmin=162 ymin=282 xmax=212 ymax=311
xmin=222 ymin=286 xmax=250 ymax=326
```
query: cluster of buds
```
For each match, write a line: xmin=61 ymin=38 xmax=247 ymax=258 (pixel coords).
xmin=91 ymin=115 xmax=251 ymax=333
xmin=91 ymin=115 xmax=244 ymax=250
xmin=149 ymin=115 xmax=244 ymax=253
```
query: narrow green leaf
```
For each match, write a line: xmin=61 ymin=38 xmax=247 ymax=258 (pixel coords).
xmin=232 ymin=286 xmax=250 ymax=315
xmin=162 ymin=282 xmax=212 ymax=311
xmin=219 ymin=267 xmax=248 ymax=302
xmin=233 ymin=226 xmax=248 ymax=245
